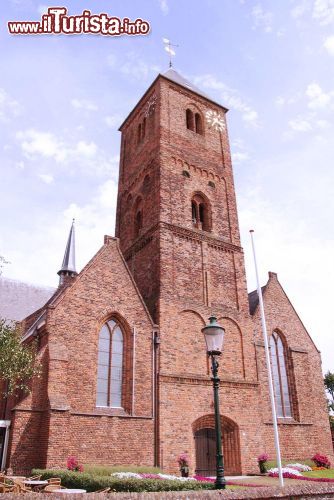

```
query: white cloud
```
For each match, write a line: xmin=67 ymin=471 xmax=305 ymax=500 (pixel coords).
xmin=312 ymin=0 xmax=334 ymax=25
xmin=306 ymin=83 xmax=333 ymax=109
xmin=106 ymin=52 xmax=160 ymax=81
xmin=251 ymin=4 xmax=274 ymax=33
xmin=75 ymin=141 xmax=97 ymax=158
xmin=194 ymin=74 xmax=260 ymax=127
xmin=38 ymin=173 xmax=54 ymax=184
xmin=324 ymin=35 xmax=334 ymax=55
xmin=291 ymin=2 xmax=309 ymax=18
xmin=232 ymin=152 xmax=250 ymax=163
xmin=105 ymin=115 xmax=120 ymax=128
xmin=71 ymin=98 xmax=98 ymax=112
xmin=0 ymin=88 xmax=20 ymax=120
xmin=2 ymin=178 xmax=117 ymax=289
xmin=16 ymin=129 xmax=67 ymax=162
xmin=288 ymin=117 xmax=313 ymax=132
xmin=159 ymin=0 xmax=169 ymax=15
xmin=16 ymin=130 xmax=104 ymax=172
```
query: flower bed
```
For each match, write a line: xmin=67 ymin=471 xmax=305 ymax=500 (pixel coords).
xmin=268 ymin=468 xmax=334 ymax=483
xmin=32 ymin=469 xmax=214 ymax=492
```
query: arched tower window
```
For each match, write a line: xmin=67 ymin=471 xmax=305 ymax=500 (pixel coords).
xmin=96 ymin=319 xmax=124 ymax=408
xmin=134 ymin=197 xmax=143 ymax=238
xmin=137 ymin=123 xmax=142 ymax=144
xmin=195 ymin=113 xmax=203 ymax=135
xmin=191 ymin=193 xmax=211 ymax=231
xmin=135 ymin=210 xmax=143 ymax=236
xmin=142 ymin=117 xmax=146 ymax=140
xmin=186 ymin=109 xmax=195 ymax=131
xmin=270 ymin=331 xmax=292 ymax=418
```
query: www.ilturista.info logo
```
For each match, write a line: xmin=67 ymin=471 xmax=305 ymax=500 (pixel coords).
xmin=8 ymin=7 xmax=150 ymax=36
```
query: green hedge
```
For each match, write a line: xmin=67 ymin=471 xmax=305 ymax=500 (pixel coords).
xmin=83 ymin=465 xmax=163 ymax=476
xmin=32 ymin=469 xmax=214 ymax=493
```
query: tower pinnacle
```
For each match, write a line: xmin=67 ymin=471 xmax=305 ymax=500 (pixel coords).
xmin=57 ymin=219 xmax=77 ymax=286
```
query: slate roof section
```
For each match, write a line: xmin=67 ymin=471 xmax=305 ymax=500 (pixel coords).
xmin=0 ymin=277 xmax=55 ymax=322
xmin=58 ymin=219 xmax=76 ymax=275
xmin=248 ymin=285 xmax=266 ymax=316
xmin=162 ymin=68 xmax=211 ymax=101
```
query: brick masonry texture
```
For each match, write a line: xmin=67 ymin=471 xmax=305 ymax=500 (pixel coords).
xmin=2 ymin=72 xmax=333 ymax=476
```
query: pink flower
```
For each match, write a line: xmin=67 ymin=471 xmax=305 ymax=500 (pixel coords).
xmin=66 ymin=456 xmax=83 ymax=472
xmin=177 ymin=453 xmax=190 ymax=468
xmin=257 ymin=453 xmax=269 ymax=463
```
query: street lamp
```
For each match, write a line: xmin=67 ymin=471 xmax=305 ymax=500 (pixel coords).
xmin=202 ymin=316 xmax=226 ymax=490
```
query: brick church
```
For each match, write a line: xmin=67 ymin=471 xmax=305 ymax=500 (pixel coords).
xmin=1 ymin=68 xmax=333 ymax=475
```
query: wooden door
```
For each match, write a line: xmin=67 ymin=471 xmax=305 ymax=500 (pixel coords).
xmin=194 ymin=428 xmax=216 ymax=476
xmin=194 ymin=420 xmax=241 ymax=476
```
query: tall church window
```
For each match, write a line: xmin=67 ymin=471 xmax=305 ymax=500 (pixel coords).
xmin=270 ymin=331 xmax=292 ymax=418
xmin=191 ymin=193 xmax=211 ymax=231
xmin=96 ymin=319 xmax=124 ymax=408
xmin=137 ymin=123 xmax=142 ymax=144
xmin=195 ymin=113 xmax=203 ymax=135
xmin=186 ymin=109 xmax=195 ymax=131
xmin=142 ymin=117 xmax=146 ymax=140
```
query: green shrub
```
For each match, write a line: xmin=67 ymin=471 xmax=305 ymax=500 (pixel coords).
xmin=83 ymin=465 xmax=163 ymax=476
xmin=32 ymin=469 xmax=214 ymax=493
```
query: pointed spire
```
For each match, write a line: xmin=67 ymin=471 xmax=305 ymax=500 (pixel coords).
xmin=57 ymin=219 xmax=77 ymax=286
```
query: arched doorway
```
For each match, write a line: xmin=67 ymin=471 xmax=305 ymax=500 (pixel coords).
xmin=193 ymin=415 xmax=241 ymax=476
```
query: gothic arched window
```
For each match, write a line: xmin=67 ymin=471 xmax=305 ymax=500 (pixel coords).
xmin=186 ymin=109 xmax=195 ymax=131
xmin=96 ymin=319 xmax=124 ymax=408
xmin=270 ymin=331 xmax=292 ymax=418
xmin=191 ymin=193 xmax=211 ymax=231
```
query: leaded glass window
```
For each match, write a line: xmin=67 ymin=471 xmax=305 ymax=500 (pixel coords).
xmin=270 ymin=331 xmax=292 ymax=418
xmin=96 ymin=319 xmax=124 ymax=408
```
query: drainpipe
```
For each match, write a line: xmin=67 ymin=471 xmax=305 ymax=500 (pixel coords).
xmin=153 ymin=326 xmax=160 ymax=467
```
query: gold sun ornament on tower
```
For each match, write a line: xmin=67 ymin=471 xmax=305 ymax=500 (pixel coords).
xmin=205 ymin=110 xmax=226 ymax=132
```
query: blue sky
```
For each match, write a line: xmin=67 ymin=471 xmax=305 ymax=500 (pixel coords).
xmin=0 ymin=0 xmax=333 ymax=372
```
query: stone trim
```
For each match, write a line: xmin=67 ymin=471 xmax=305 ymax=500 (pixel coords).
xmin=159 ymin=373 xmax=258 ymax=388
xmin=70 ymin=411 xmax=153 ymax=419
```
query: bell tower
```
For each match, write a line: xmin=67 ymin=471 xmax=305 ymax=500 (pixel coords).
xmin=116 ymin=67 xmax=257 ymax=471
xmin=116 ymin=68 xmax=249 ymax=320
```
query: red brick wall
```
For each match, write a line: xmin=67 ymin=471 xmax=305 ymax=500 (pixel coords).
xmin=252 ymin=273 xmax=334 ymax=465
xmin=8 ymin=238 xmax=155 ymax=473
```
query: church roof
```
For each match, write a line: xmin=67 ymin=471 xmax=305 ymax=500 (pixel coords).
xmin=161 ymin=68 xmax=211 ymax=102
xmin=0 ymin=277 xmax=55 ymax=322
xmin=248 ymin=286 xmax=266 ymax=316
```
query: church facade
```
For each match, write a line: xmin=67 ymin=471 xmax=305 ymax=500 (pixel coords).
xmin=1 ymin=68 xmax=333 ymax=475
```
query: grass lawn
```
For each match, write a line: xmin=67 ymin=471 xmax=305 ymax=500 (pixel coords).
xmin=303 ymin=469 xmax=334 ymax=479
xmin=266 ymin=459 xmax=314 ymax=469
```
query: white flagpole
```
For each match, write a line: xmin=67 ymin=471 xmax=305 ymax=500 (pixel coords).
xmin=250 ymin=230 xmax=284 ymax=488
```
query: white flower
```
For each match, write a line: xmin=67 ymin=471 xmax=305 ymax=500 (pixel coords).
xmin=157 ymin=473 xmax=195 ymax=482
xmin=268 ymin=467 xmax=302 ymax=476
xmin=286 ymin=463 xmax=312 ymax=472
xmin=110 ymin=472 xmax=142 ymax=479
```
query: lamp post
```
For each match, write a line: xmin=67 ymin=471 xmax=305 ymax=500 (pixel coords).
xmin=202 ymin=316 xmax=226 ymax=490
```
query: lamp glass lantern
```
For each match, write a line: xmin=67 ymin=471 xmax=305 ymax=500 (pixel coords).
xmin=202 ymin=316 xmax=225 ymax=355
